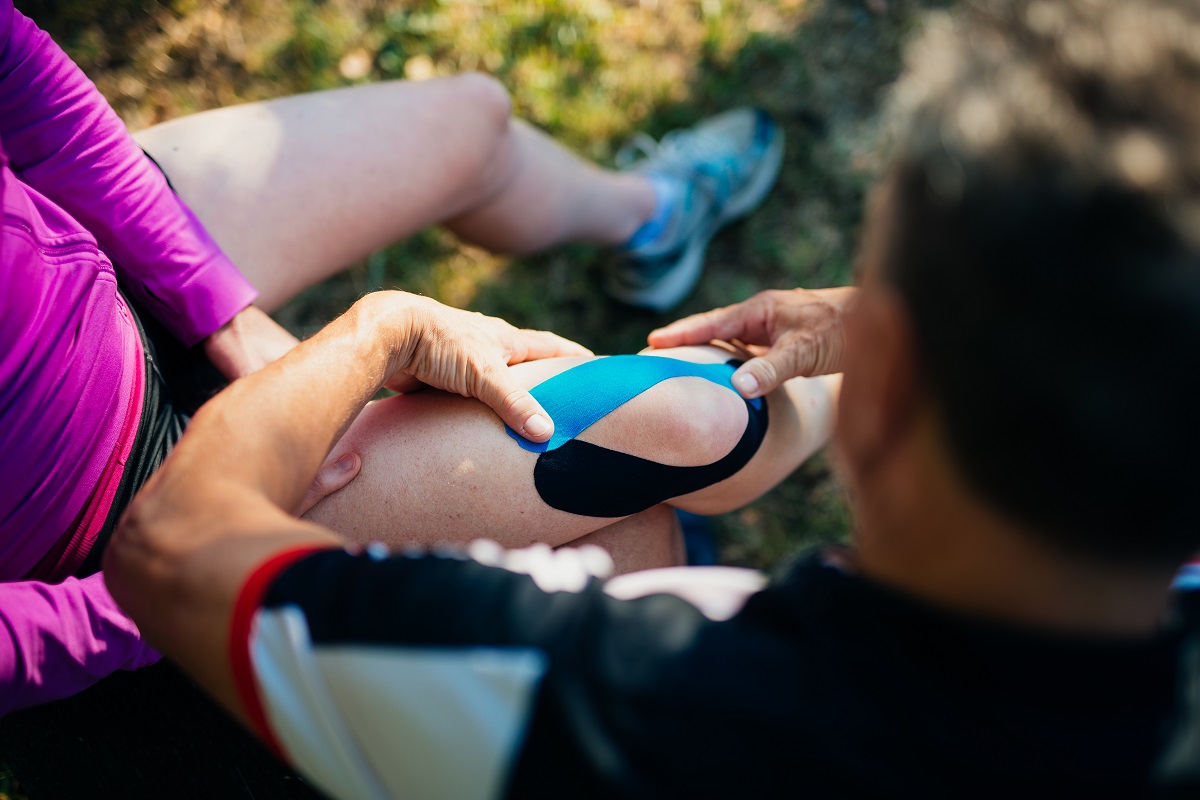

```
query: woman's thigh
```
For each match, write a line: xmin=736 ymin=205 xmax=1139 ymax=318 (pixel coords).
xmin=133 ymin=74 xmax=515 ymax=310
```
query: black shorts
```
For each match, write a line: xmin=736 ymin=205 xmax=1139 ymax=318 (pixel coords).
xmin=74 ymin=150 xmax=231 ymax=577
xmin=75 ymin=293 xmax=228 ymax=577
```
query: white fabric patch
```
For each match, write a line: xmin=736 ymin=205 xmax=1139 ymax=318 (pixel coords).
xmin=251 ymin=606 xmax=547 ymax=800
xmin=603 ymin=566 xmax=766 ymax=621
xmin=467 ymin=539 xmax=614 ymax=593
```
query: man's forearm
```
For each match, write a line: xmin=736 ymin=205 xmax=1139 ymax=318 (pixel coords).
xmin=103 ymin=293 xmax=405 ymax=720
xmin=172 ymin=292 xmax=406 ymax=513
xmin=107 ymin=290 xmax=405 ymax=616
xmin=104 ymin=291 xmax=582 ymax=720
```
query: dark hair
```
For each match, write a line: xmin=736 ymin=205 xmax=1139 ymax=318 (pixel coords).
xmin=883 ymin=0 xmax=1200 ymax=565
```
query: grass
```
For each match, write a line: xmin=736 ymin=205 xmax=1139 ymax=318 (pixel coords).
xmin=23 ymin=0 xmax=950 ymax=567
xmin=5 ymin=2 xmax=962 ymax=796
xmin=0 ymin=761 xmax=26 ymax=800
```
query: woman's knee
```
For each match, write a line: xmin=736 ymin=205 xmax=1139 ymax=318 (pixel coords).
xmin=407 ymin=72 xmax=516 ymax=196
xmin=582 ymin=375 xmax=751 ymax=468
xmin=443 ymin=72 xmax=513 ymax=132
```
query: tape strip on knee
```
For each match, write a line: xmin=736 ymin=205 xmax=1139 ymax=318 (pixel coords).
xmin=505 ymin=355 xmax=769 ymax=517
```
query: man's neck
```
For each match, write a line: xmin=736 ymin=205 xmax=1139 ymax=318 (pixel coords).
xmin=849 ymin=426 xmax=1176 ymax=638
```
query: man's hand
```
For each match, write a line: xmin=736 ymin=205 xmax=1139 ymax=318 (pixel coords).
xmin=379 ymin=294 xmax=592 ymax=442
xmin=297 ymin=452 xmax=361 ymax=516
xmin=106 ymin=291 xmax=588 ymax=728
xmin=204 ymin=305 xmax=366 ymax=509
xmin=203 ymin=305 xmax=300 ymax=382
xmin=648 ymin=287 xmax=857 ymax=398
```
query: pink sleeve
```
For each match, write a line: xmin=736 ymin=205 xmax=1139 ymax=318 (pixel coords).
xmin=0 ymin=2 xmax=257 ymax=345
xmin=0 ymin=572 xmax=161 ymax=716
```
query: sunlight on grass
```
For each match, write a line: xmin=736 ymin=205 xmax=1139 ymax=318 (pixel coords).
xmin=28 ymin=0 xmax=954 ymax=568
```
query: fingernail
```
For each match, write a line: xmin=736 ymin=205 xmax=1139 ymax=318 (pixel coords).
xmin=524 ymin=414 xmax=551 ymax=439
xmin=734 ymin=372 xmax=760 ymax=397
xmin=333 ymin=452 xmax=356 ymax=472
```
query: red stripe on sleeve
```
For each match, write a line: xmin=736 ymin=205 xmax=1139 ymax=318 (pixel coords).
xmin=228 ymin=545 xmax=337 ymax=759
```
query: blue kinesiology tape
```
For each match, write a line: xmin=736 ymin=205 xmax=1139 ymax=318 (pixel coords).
xmin=505 ymin=355 xmax=762 ymax=452
xmin=505 ymin=355 xmax=769 ymax=518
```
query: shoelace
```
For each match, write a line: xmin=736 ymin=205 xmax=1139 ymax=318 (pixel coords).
xmin=615 ymin=127 xmax=742 ymax=201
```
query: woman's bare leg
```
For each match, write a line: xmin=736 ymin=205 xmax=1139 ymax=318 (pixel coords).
xmin=561 ymin=505 xmax=685 ymax=574
xmin=133 ymin=74 xmax=654 ymax=310
xmin=303 ymin=345 xmax=840 ymax=567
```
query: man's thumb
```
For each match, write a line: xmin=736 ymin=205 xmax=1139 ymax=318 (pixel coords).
xmin=298 ymin=452 xmax=361 ymax=515
xmin=731 ymin=355 xmax=785 ymax=400
xmin=487 ymin=383 xmax=555 ymax=443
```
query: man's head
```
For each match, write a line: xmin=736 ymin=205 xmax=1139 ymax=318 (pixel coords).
xmin=845 ymin=0 xmax=1200 ymax=569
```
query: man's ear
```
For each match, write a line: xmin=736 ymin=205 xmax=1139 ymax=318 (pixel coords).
xmin=835 ymin=287 xmax=921 ymax=488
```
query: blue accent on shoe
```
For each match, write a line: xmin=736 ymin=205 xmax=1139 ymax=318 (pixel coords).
xmin=505 ymin=355 xmax=762 ymax=451
xmin=753 ymin=108 xmax=774 ymax=149
xmin=624 ymin=174 xmax=684 ymax=250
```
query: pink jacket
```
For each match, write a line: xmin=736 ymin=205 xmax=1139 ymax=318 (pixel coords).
xmin=0 ymin=1 xmax=257 ymax=714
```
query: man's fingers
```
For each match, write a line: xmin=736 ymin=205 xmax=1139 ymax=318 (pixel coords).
xmin=732 ymin=327 xmax=828 ymax=398
xmin=509 ymin=329 xmax=593 ymax=364
xmin=647 ymin=309 xmax=726 ymax=349
xmin=297 ymin=452 xmax=361 ymax=515
xmin=648 ymin=302 xmax=768 ymax=350
xmin=391 ymin=302 xmax=578 ymax=440
xmin=651 ymin=287 xmax=852 ymax=399
xmin=385 ymin=374 xmax=427 ymax=394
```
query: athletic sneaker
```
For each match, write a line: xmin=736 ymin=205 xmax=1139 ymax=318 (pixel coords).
xmin=605 ymin=108 xmax=785 ymax=312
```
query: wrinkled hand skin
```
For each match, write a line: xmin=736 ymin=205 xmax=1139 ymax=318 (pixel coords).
xmin=370 ymin=292 xmax=592 ymax=442
xmin=648 ymin=286 xmax=857 ymax=398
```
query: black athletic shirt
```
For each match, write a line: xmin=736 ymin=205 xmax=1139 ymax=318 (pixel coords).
xmin=230 ymin=543 xmax=1200 ymax=799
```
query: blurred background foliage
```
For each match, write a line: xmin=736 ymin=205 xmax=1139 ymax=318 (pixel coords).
xmin=24 ymin=0 xmax=950 ymax=572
